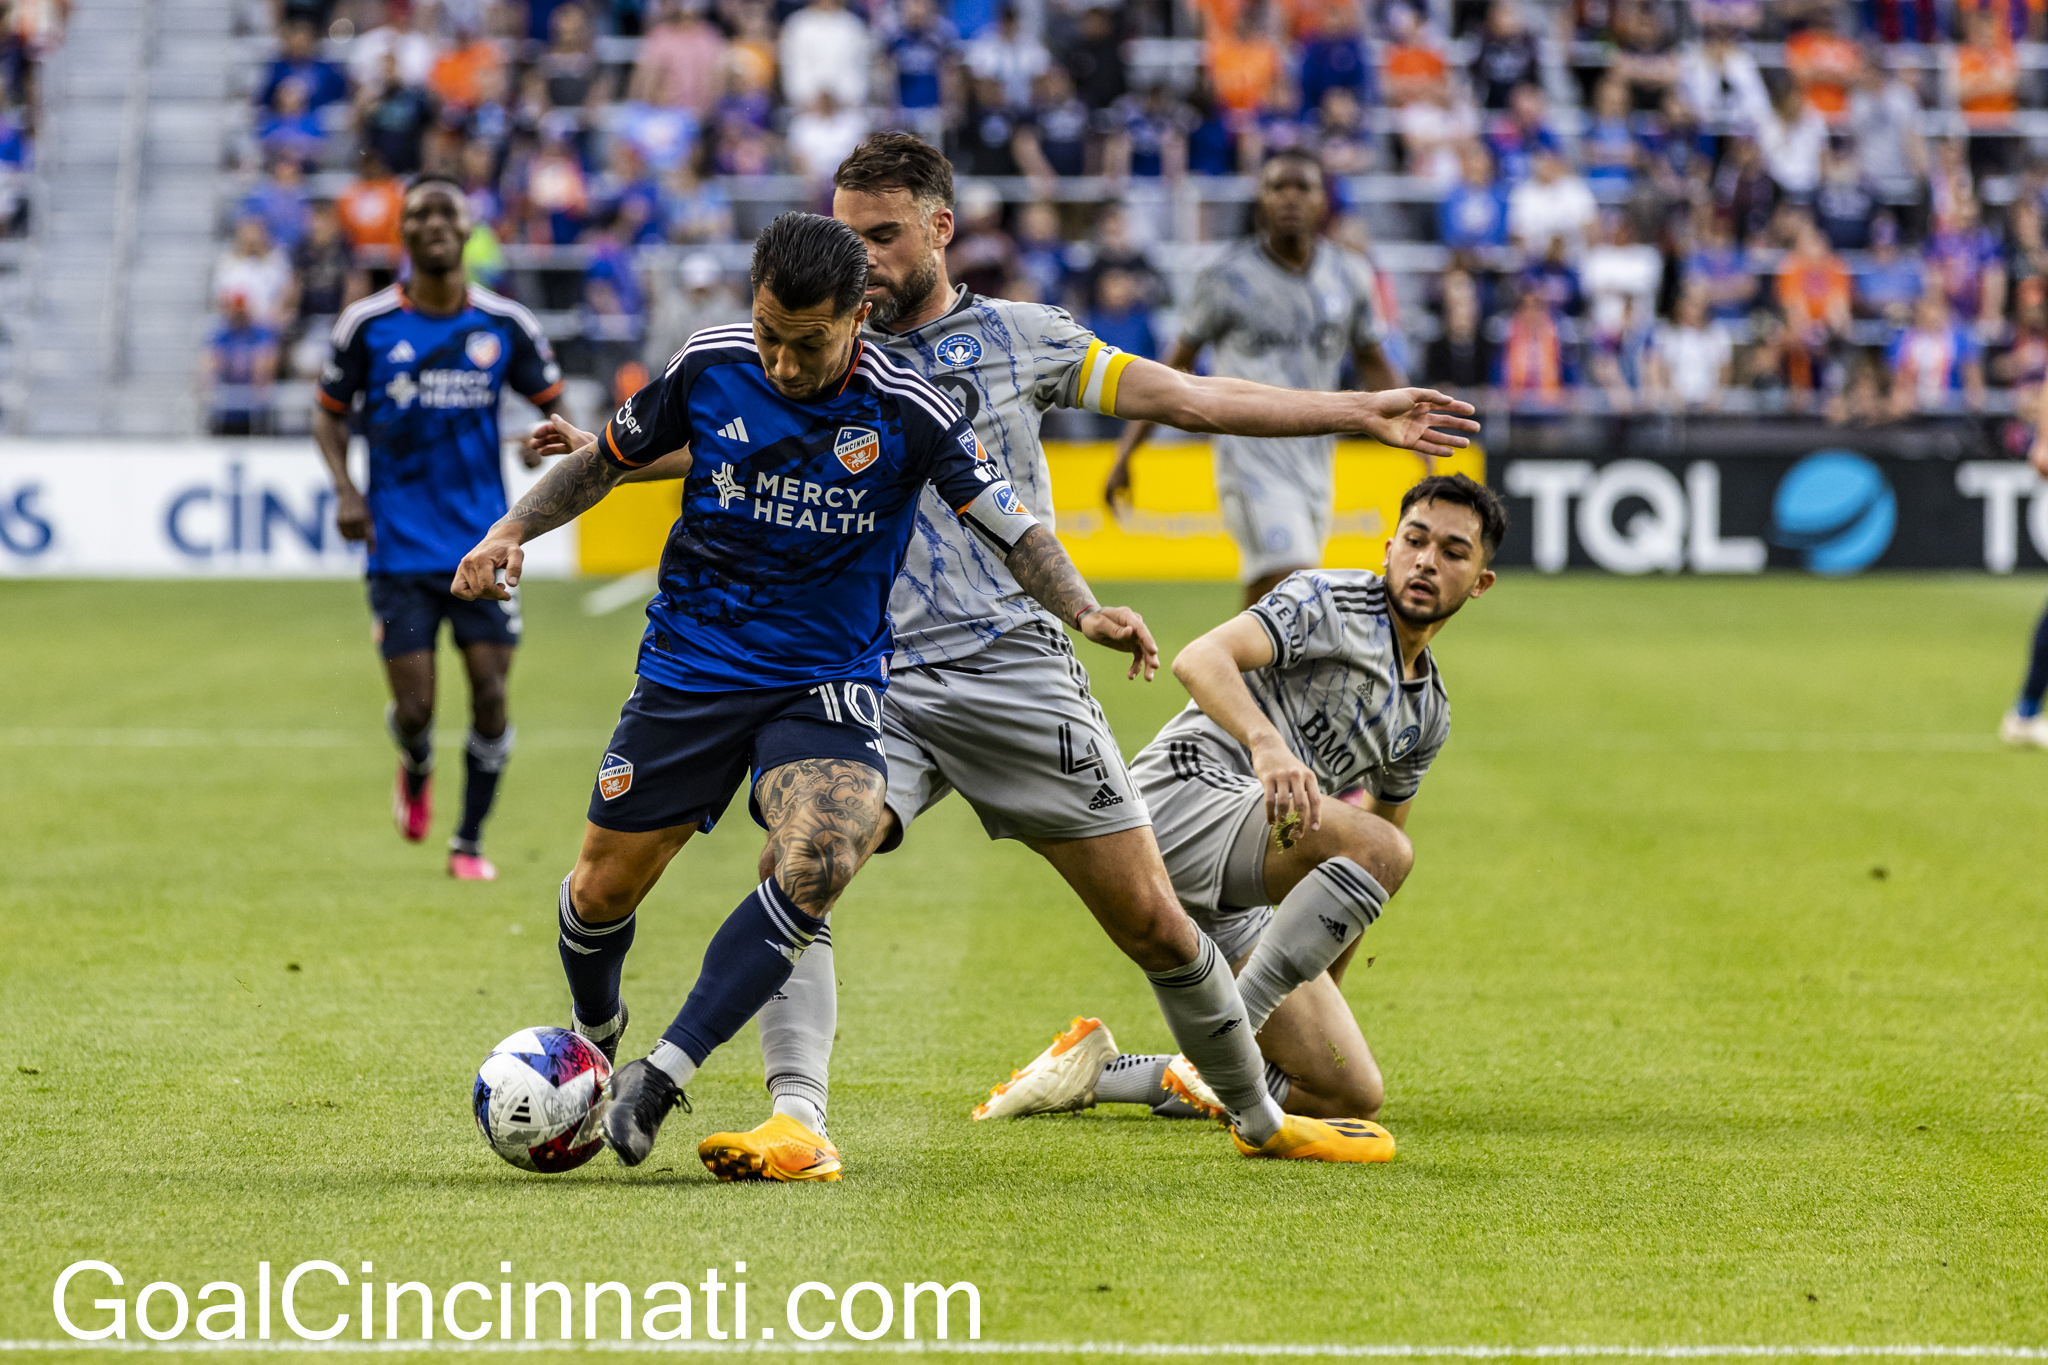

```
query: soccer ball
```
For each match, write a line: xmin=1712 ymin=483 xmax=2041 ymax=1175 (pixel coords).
xmin=472 ymin=1027 xmax=611 ymax=1173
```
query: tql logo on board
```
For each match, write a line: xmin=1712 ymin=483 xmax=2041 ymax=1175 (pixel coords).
xmin=1504 ymin=454 xmax=1900 ymax=575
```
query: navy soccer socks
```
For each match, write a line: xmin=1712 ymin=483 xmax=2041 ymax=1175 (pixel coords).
xmin=2021 ymin=603 xmax=2048 ymax=718
xmin=557 ymin=874 xmax=635 ymax=1031
xmin=453 ymin=726 xmax=515 ymax=850
xmin=649 ymin=878 xmax=826 ymax=1088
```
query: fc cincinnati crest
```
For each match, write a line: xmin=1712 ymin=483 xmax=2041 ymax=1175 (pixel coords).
xmin=465 ymin=331 xmax=502 ymax=369
xmin=993 ymin=484 xmax=1024 ymax=515
xmin=834 ymin=427 xmax=881 ymax=474
xmin=934 ymin=333 xmax=982 ymax=367
xmin=597 ymin=752 xmax=634 ymax=800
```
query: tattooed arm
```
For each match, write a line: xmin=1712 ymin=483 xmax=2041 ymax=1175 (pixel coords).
xmin=451 ymin=415 xmax=627 ymax=601
xmin=1004 ymin=524 xmax=1162 ymax=681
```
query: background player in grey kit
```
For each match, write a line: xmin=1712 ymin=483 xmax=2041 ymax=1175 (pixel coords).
xmin=1107 ymin=150 xmax=1406 ymax=606
xmin=678 ymin=133 xmax=1479 ymax=1178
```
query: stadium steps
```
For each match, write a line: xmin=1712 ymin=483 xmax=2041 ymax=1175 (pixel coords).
xmin=13 ymin=0 xmax=232 ymax=434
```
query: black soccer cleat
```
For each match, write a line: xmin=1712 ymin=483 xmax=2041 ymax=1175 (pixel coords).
xmin=574 ymin=1002 xmax=630 ymax=1067
xmin=603 ymin=1058 xmax=688 ymax=1167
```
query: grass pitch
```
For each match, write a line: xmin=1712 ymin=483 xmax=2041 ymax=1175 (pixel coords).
xmin=3 ymin=573 xmax=2047 ymax=1358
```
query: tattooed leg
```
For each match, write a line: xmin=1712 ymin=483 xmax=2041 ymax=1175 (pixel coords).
xmin=753 ymin=759 xmax=888 ymax=916
xmin=643 ymin=759 xmax=885 ymax=1082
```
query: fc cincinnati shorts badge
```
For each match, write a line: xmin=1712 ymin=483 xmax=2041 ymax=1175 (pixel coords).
xmin=834 ymin=427 xmax=881 ymax=474
xmin=597 ymin=752 xmax=634 ymax=800
xmin=465 ymin=331 xmax=502 ymax=368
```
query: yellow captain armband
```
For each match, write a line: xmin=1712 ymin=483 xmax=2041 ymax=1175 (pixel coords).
xmin=1076 ymin=340 xmax=1136 ymax=417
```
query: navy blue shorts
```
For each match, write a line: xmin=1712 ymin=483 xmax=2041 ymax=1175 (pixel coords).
xmin=367 ymin=574 xmax=522 ymax=660
xmin=586 ymin=675 xmax=888 ymax=834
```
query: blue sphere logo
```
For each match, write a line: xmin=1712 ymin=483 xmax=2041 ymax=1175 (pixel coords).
xmin=1770 ymin=451 xmax=1896 ymax=575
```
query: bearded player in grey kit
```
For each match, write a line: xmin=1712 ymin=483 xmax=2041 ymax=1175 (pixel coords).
xmin=658 ymin=133 xmax=1478 ymax=1180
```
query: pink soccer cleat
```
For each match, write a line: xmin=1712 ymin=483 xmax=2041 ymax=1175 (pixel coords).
xmin=449 ymin=851 xmax=498 ymax=881
xmin=393 ymin=766 xmax=431 ymax=842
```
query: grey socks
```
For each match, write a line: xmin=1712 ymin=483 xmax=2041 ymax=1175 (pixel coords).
xmin=1235 ymin=856 xmax=1387 ymax=1034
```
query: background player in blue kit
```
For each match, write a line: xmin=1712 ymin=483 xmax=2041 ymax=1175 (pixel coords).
xmin=453 ymin=213 xmax=1338 ymax=1171
xmin=314 ymin=175 xmax=570 ymax=882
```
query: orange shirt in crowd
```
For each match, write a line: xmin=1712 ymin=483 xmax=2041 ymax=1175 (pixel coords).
xmin=429 ymin=39 xmax=502 ymax=109
xmin=1208 ymin=32 xmax=1283 ymax=114
xmin=1380 ymin=40 xmax=1447 ymax=104
xmin=338 ymin=175 xmax=404 ymax=251
xmin=1783 ymin=29 xmax=1859 ymax=121
xmin=1958 ymin=40 xmax=2019 ymax=122
xmin=1776 ymin=256 xmax=1851 ymax=333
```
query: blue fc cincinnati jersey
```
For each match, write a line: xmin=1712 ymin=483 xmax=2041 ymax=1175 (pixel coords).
xmin=319 ymin=284 xmax=565 ymax=576
xmin=600 ymin=323 xmax=1039 ymax=693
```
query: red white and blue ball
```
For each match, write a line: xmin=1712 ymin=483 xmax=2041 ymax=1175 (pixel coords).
xmin=472 ymin=1027 xmax=610 ymax=1173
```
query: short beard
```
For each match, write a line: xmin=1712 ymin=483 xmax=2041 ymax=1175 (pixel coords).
xmin=869 ymin=251 xmax=940 ymax=329
xmin=1386 ymin=577 xmax=1463 ymax=627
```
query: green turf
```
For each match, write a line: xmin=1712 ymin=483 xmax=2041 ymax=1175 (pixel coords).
xmin=3 ymin=574 xmax=2047 ymax=1360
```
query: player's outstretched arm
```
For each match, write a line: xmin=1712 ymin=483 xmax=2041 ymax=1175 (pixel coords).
xmin=1104 ymin=338 xmax=1201 ymax=511
xmin=452 ymin=416 xmax=628 ymax=600
xmin=1003 ymin=524 xmax=1161 ymax=681
xmin=1173 ymin=616 xmax=1322 ymax=833
xmin=1112 ymin=357 xmax=1480 ymax=459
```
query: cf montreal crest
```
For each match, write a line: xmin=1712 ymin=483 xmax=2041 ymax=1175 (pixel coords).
xmin=834 ymin=427 xmax=881 ymax=474
xmin=934 ymin=333 xmax=982 ymax=367
xmin=1389 ymin=725 xmax=1420 ymax=760
xmin=465 ymin=331 xmax=502 ymax=368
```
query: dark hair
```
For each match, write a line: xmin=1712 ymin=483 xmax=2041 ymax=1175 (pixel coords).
xmin=404 ymin=172 xmax=467 ymax=201
xmin=833 ymin=132 xmax=956 ymax=213
xmin=1261 ymin=146 xmax=1327 ymax=183
xmin=1400 ymin=473 xmax=1508 ymax=558
xmin=750 ymin=211 xmax=869 ymax=315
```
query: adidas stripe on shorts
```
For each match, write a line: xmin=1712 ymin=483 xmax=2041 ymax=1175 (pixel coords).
xmin=878 ymin=620 xmax=1151 ymax=849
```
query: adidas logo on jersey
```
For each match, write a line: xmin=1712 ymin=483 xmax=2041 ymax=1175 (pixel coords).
xmin=387 ymin=340 xmax=416 ymax=363
xmin=1319 ymin=914 xmax=1349 ymax=943
xmin=1086 ymin=783 xmax=1123 ymax=811
xmin=718 ymin=416 xmax=750 ymax=443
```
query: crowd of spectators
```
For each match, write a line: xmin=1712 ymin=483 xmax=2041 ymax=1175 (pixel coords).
xmin=0 ymin=0 xmax=61 ymax=241
xmin=210 ymin=0 xmax=2048 ymax=431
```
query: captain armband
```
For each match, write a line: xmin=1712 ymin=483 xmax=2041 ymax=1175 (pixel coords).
xmin=1073 ymin=340 xmax=1136 ymax=417
xmin=956 ymin=480 xmax=1039 ymax=555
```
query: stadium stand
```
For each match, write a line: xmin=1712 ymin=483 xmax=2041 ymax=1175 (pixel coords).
xmin=11 ymin=0 xmax=2048 ymax=435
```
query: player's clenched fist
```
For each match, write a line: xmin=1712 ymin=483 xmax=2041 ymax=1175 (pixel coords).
xmin=1249 ymin=731 xmax=1321 ymax=835
xmin=334 ymin=486 xmax=376 ymax=549
xmin=528 ymin=412 xmax=598 ymax=461
xmin=452 ymin=529 xmax=523 ymax=601
xmin=1078 ymin=605 xmax=1160 ymax=681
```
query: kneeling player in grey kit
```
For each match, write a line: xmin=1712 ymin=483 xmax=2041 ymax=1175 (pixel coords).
xmin=986 ymin=475 xmax=1505 ymax=1130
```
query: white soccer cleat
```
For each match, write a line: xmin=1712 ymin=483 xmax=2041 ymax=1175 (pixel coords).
xmin=972 ymin=1017 xmax=1118 ymax=1120
xmin=1158 ymin=1054 xmax=1227 ymax=1121
xmin=1999 ymin=711 xmax=2048 ymax=749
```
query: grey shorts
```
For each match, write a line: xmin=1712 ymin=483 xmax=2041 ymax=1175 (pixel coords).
xmin=1215 ymin=440 xmax=1334 ymax=584
xmin=881 ymin=620 xmax=1152 ymax=848
xmin=1127 ymin=722 xmax=1278 ymax=962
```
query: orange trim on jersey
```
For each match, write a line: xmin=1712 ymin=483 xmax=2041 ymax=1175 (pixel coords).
xmin=315 ymin=389 xmax=350 ymax=413
xmin=524 ymin=380 xmax=565 ymax=406
xmin=604 ymin=422 xmax=633 ymax=464
xmin=836 ymin=340 xmax=864 ymax=397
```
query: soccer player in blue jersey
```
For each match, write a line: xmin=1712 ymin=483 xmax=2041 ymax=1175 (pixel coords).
xmin=453 ymin=212 xmax=1393 ymax=1168
xmin=314 ymin=174 xmax=569 ymax=881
